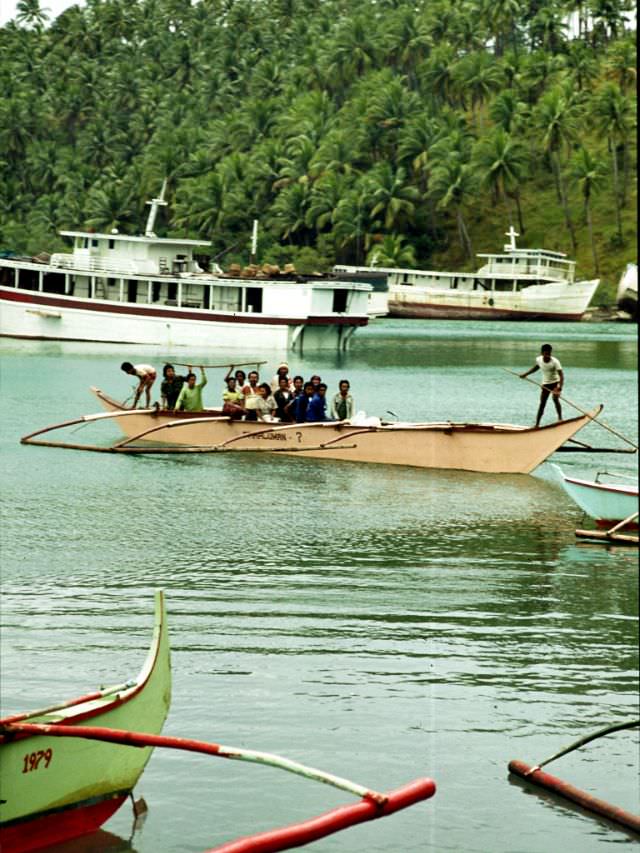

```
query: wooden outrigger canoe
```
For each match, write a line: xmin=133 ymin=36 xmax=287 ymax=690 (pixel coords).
xmin=0 ymin=592 xmax=171 ymax=853
xmin=64 ymin=387 xmax=603 ymax=475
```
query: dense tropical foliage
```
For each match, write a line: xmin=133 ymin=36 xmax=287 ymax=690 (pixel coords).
xmin=1 ymin=0 xmax=636 ymax=299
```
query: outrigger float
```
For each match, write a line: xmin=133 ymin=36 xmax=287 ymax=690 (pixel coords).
xmin=0 ymin=594 xmax=436 ymax=853
xmin=509 ymin=719 xmax=640 ymax=835
xmin=18 ymin=388 xmax=613 ymax=475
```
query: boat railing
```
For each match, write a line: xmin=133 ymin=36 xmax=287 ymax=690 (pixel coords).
xmin=477 ymin=261 xmax=574 ymax=280
xmin=50 ymin=253 xmax=145 ymax=276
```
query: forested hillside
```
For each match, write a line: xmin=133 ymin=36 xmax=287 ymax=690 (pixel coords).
xmin=1 ymin=0 xmax=636 ymax=302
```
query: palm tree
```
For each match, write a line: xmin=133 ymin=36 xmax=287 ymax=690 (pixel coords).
xmin=366 ymin=163 xmax=420 ymax=232
xmin=16 ymin=0 xmax=50 ymax=30
xmin=452 ymin=51 xmax=504 ymax=126
xmin=429 ymin=155 xmax=479 ymax=261
xmin=367 ymin=234 xmax=416 ymax=267
xmin=591 ymin=82 xmax=634 ymax=236
xmin=471 ymin=128 xmax=529 ymax=232
xmin=604 ymin=37 xmax=637 ymax=93
xmin=533 ymin=85 xmax=581 ymax=252
xmin=480 ymin=0 xmax=523 ymax=56
xmin=571 ymin=147 xmax=606 ymax=274
xmin=488 ymin=89 xmax=529 ymax=133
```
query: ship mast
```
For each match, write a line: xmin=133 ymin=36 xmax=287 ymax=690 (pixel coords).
xmin=145 ymin=179 xmax=168 ymax=237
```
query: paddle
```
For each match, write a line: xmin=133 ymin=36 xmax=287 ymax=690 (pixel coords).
xmin=503 ymin=367 xmax=638 ymax=451
xmin=169 ymin=360 xmax=268 ymax=370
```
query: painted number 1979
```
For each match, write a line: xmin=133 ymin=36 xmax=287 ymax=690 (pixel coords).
xmin=22 ymin=749 xmax=53 ymax=773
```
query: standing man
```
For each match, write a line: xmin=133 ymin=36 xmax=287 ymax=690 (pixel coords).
xmin=520 ymin=344 xmax=564 ymax=427
xmin=120 ymin=362 xmax=157 ymax=409
xmin=160 ymin=363 xmax=187 ymax=409
xmin=330 ymin=379 xmax=354 ymax=421
xmin=174 ymin=366 xmax=208 ymax=412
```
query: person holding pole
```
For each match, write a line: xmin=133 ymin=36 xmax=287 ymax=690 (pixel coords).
xmin=520 ymin=344 xmax=564 ymax=427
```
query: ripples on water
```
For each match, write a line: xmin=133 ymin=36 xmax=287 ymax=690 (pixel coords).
xmin=1 ymin=321 xmax=637 ymax=852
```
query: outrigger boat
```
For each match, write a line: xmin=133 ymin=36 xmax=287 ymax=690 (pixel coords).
xmin=2 ymin=594 xmax=436 ymax=852
xmin=552 ymin=464 xmax=638 ymax=528
xmin=0 ymin=591 xmax=171 ymax=853
xmin=20 ymin=387 xmax=604 ymax=475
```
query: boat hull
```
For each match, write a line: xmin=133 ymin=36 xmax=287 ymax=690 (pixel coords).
xmin=0 ymin=593 xmax=171 ymax=853
xmin=0 ymin=286 xmax=367 ymax=350
xmin=92 ymin=389 xmax=600 ymax=475
xmin=553 ymin=465 xmax=638 ymax=527
xmin=388 ymin=279 xmax=599 ymax=321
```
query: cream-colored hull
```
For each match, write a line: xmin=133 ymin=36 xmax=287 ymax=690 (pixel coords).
xmin=92 ymin=389 xmax=599 ymax=475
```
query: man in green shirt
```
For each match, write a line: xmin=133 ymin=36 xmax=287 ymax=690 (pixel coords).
xmin=174 ymin=367 xmax=207 ymax=412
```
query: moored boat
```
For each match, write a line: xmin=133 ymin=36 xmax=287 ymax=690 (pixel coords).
xmin=335 ymin=227 xmax=599 ymax=321
xmin=0 ymin=189 xmax=370 ymax=351
xmin=552 ymin=464 xmax=638 ymax=528
xmin=21 ymin=387 xmax=604 ymax=476
xmin=616 ymin=262 xmax=638 ymax=320
xmin=0 ymin=591 xmax=171 ymax=853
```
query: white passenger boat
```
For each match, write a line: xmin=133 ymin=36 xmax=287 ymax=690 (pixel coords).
xmin=0 ymin=191 xmax=370 ymax=351
xmin=336 ymin=228 xmax=599 ymax=321
xmin=552 ymin=464 xmax=638 ymax=528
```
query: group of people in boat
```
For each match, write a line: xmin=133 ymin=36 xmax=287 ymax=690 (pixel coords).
xmin=120 ymin=360 xmax=355 ymax=423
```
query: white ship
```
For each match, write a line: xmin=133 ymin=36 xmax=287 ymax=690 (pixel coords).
xmin=0 ymin=189 xmax=370 ymax=351
xmin=336 ymin=228 xmax=599 ymax=321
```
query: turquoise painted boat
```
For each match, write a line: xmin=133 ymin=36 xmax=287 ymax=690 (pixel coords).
xmin=0 ymin=592 xmax=171 ymax=853
xmin=552 ymin=464 xmax=638 ymax=528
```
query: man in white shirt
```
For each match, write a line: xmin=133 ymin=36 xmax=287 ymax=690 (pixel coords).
xmin=520 ymin=344 xmax=564 ymax=427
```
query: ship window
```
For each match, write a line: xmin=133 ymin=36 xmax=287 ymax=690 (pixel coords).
xmin=152 ymin=282 xmax=162 ymax=302
xmin=333 ymin=289 xmax=348 ymax=312
xmin=246 ymin=287 xmax=263 ymax=313
xmin=92 ymin=239 xmax=98 ymax=247
xmin=167 ymin=282 xmax=178 ymax=302
xmin=108 ymin=239 xmax=115 ymax=249
xmin=127 ymin=280 xmax=138 ymax=303
xmin=473 ymin=278 xmax=488 ymax=290
xmin=516 ymin=280 xmax=532 ymax=291
xmin=42 ymin=272 xmax=66 ymax=294
xmin=19 ymin=269 xmax=40 ymax=291
xmin=494 ymin=280 xmax=515 ymax=291
xmin=107 ymin=277 xmax=116 ymax=287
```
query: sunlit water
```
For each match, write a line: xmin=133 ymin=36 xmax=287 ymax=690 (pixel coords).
xmin=1 ymin=319 xmax=638 ymax=852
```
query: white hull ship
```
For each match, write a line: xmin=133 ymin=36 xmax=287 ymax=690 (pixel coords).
xmin=336 ymin=228 xmax=599 ymax=321
xmin=0 ymin=190 xmax=370 ymax=351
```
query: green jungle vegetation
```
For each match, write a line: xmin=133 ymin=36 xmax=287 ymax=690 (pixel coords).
xmin=1 ymin=0 xmax=636 ymax=304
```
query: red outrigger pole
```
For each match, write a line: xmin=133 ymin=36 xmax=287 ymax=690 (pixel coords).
xmin=6 ymin=723 xmax=436 ymax=852
xmin=509 ymin=760 xmax=640 ymax=834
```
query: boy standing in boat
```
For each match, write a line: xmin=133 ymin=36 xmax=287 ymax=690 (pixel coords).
xmin=120 ymin=362 xmax=157 ymax=409
xmin=520 ymin=344 xmax=564 ymax=427
xmin=174 ymin=367 xmax=208 ymax=412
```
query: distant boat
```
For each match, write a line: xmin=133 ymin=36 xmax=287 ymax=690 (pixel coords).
xmin=616 ymin=262 xmax=638 ymax=319
xmin=552 ymin=464 xmax=638 ymax=528
xmin=0 ymin=187 xmax=371 ymax=351
xmin=0 ymin=592 xmax=171 ymax=853
xmin=335 ymin=228 xmax=599 ymax=321
xmin=22 ymin=387 xmax=603 ymax=476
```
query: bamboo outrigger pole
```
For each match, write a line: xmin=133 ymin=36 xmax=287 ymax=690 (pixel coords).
xmin=503 ymin=367 xmax=638 ymax=451
xmin=169 ymin=360 xmax=268 ymax=369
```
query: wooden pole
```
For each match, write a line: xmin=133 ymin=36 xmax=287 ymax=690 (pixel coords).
xmin=169 ymin=360 xmax=268 ymax=369
xmin=503 ymin=367 xmax=638 ymax=451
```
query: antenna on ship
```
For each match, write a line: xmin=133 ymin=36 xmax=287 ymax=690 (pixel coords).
xmin=145 ymin=179 xmax=168 ymax=238
xmin=504 ymin=225 xmax=519 ymax=252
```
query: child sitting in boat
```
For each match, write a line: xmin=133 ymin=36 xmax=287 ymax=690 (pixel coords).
xmin=120 ymin=362 xmax=157 ymax=409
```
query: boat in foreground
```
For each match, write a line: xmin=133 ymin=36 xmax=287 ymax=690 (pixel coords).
xmin=22 ymin=387 xmax=603 ymax=476
xmin=616 ymin=262 xmax=638 ymax=320
xmin=335 ymin=227 xmax=599 ymax=321
xmin=0 ymin=592 xmax=171 ymax=853
xmin=0 ymin=188 xmax=370 ymax=351
xmin=552 ymin=464 xmax=638 ymax=528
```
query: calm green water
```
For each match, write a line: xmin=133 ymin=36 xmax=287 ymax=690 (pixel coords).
xmin=1 ymin=319 xmax=638 ymax=852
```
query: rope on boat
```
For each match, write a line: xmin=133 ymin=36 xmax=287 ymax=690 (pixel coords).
xmin=503 ymin=368 xmax=639 ymax=451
